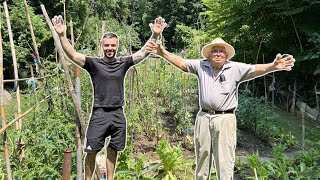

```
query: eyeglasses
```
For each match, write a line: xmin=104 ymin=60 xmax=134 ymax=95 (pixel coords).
xmin=210 ymin=49 xmax=227 ymax=55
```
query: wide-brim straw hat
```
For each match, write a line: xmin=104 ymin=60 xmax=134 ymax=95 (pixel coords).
xmin=201 ymin=37 xmax=235 ymax=60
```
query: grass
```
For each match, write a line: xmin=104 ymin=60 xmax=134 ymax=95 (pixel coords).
xmin=272 ymin=108 xmax=320 ymax=148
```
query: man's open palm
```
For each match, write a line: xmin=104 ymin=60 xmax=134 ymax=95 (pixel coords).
xmin=52 ymin=15 xmax=66 ymax=36
xmin=274 ymin=54 xmax=295 ymax=71
xmin=149 ymin=16 xmax=167 ymax=36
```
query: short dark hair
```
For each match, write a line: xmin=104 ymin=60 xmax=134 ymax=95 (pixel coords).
xmin=102 ymin=32 xmax=118 ymax=39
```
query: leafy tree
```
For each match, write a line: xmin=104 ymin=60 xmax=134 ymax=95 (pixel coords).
xmin=201 ymin=0 xmax=320 ymax=105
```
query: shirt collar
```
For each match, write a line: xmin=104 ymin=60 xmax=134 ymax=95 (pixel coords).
xmin=202 ymin=60 xmax=232 ymax=70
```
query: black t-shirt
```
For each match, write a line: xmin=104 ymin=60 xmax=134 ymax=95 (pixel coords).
xmin=83 ymin=56 xmax=134 ymax=108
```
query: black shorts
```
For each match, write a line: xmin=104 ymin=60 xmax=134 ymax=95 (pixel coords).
xmin=84 ymin=107 xmax=127 ymax=152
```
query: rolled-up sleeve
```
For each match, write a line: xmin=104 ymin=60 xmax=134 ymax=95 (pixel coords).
xmin=238 ymin=63 xmax=254 ymax=82
xmin=185 ymin=60 xmax=200 ymax=76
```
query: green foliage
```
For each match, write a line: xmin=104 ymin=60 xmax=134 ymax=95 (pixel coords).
xmin=129 ymin=0 xmax=205 ymax=51
xmin=174 ymin=24 xmax=207 ymax=59
xmin=1 ymin=1 xmax=51 ymax=74
xmin=0 ymin=69 xmax=80 ymax=179
xmin=73 ymin=16 xmax=141 ymax=56
xmin=156 ymin=139 xmax=184 ymax=179
xmin=237 ymin=89 xmax=296 ymax=147
xmin=116 ymin=145 xmax=162 ymax=179
xmin=201 ymin=0 xmax=320 ymax=103
xmin=238 ymin=145 xmax=320 ymax=179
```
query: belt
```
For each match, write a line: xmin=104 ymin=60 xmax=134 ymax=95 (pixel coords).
xmin=202 ymin=109 xmax=234 ymax=114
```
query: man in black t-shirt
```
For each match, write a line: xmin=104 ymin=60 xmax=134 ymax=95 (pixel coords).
xmin=52 ymin=15 xmax=166 ymax=180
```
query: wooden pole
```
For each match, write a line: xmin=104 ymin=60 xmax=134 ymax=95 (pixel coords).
xmin=291 ymin=80 xmax=297 ymax=114
xmin=29 ymin=66 xmax=38 ymax=103
xmin=272 ymin=72 xmax=275 ymax=112
xmin=74 ymin=0 xmax=94 ymax=48
xmin=23 ymin=0 xmax=45 ymax=79
xmin=0 ymin=96 xmax=50 ymax=134
xmin=315 ymin=83 xmax=320 ymax=112
xmin=98 ymin=21 xmax=106 ymax=56
xmin=252 ymin=40 xmax=263 ymax=96
xmin=4 ymin=0 xmax=24 ymax=163
xmin=301 ymin=103 xmax=306 ymax=148
xmin=41 ymin=5 xmax=103 ymax=178
xmin=0 ymin=6 xmax=13 ymax=179
xmin=41 ymin=4 xmax=86 ymax=135
xmin=263 ymin=54 xmax=267 ymax=105
xmin=63 ymin=0 xmax=66 ymax=26
xmin=70 ymin=19 xmax=83 ymax=180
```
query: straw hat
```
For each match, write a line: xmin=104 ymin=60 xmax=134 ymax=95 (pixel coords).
xmin=201 ymin=37 xmax=235 ymax=60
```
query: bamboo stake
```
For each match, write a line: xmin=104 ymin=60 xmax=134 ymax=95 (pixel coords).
xmin=3 ymin=74 xmax=56 ymax=83
xmin=41 ymin=5 xmax=103 ymax=178
xmin=4 ymin=0 xmax=24 ymax=163
xmin=74 ymin=0 xmax=94 ymax=48
xmin=252 ymin=40 xmax=263 ymax=96
xmin=301 ymin=103 xmax=306 ymax=148
xmin=263 ymin=54 xmax=267 ymax=105
xmin=98 ymin=21 xmax=106 ymax=56
xmin=0 ymin=95 xmax=50 ymax=134
xmin=0 ymin=6 xmax=12 ymax=179
xmin=63 ymin=0 xmax=66 ymax=26
xmin=272 ymin=72 xmax=275 ymax=112
xmin=29 ymin=66 xmax=38 ymax=103
xmin=70 ymin=19 xmax=83 ymax=180
xmin=291 ymin=80 xmax=297 ymax=114
xmin=41 ymin=4 xmax=86 ymax=135
xmin=23 ymin=0 xmax=45 ymax=78
xmin=285 ymin=0 xmax=303 ymax=53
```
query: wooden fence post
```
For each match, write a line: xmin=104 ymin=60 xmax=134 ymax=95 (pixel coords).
xmin=4 ymin=0 xmax=24 ymax=163
xmin=0 ymin=6 xmax=12 ymax=179
xmin=70 ymin=19 xmax=83 ymax=180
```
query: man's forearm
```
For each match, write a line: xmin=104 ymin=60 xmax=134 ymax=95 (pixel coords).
xmin=59 ymin=35 xmax=85 ymax=67
xmin=159 ymin=49 xmax=187 ymax=72
xmin=132 ymin=32 xmax=160 ymax=64
xmin=253 ymin=63 xmax=277 ymax=77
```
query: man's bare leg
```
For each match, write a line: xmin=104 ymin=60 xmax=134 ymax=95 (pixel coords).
xmin=106 ymin=146 xmax=118 ymax=180
xmin=84 ymin=152 xmax=97 ymax=180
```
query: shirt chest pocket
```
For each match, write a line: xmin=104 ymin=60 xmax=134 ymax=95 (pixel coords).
xmin=220 ymin=82 xmax=233 ymax=94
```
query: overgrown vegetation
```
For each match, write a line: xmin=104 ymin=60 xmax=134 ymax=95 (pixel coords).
xmin=1 ymin=0 xmax=319 ymax=179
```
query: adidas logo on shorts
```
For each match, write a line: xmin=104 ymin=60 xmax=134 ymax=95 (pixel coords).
xmin=86 ymin=145 xmax=92 ymax=150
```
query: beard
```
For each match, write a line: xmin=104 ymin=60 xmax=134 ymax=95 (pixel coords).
xmin=104 ymin=51 xmax=115 ymax=58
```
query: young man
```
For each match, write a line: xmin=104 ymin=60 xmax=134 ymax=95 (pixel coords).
xmin=52 ymin=15 xmax=166 ymax=180
xmin=148 ymin=37 xmax=295 ymax=180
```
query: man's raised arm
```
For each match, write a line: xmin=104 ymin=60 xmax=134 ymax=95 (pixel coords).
xmin=132 ymin=17 xmax=167 ymax=64
xmin=146 ymin=41 xmax=188 ymax=72
xmin=52 ymin=15 xmax=86 ymax=67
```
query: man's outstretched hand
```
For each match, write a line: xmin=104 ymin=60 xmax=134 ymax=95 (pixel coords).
xmin=273 ymin=53 xmax=296 ymax=71
xmin=52 ymin=15 xmax=66 ymax=36
xmin=149 ymin=16 xmax=167 ymax=36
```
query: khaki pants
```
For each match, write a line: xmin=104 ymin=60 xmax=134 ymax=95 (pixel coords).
xmin=194 ymin=111 xmax=237 ymax=180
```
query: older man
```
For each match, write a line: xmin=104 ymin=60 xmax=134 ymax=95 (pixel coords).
xmin=148 ymin=37 xmax=295 ymax=180
xmin=52 ymin=15 xmax=166 ymax=180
